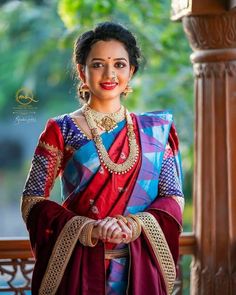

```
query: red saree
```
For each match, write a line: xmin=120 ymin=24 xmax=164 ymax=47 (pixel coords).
xmin=21 ymin=111 xmax=183 ymax=295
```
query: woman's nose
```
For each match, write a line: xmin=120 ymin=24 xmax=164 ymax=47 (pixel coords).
xmin=103 ymin=65 xmax=116 ymax=80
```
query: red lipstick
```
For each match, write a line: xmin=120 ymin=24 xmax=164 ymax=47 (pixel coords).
xmin=100 ymin=82 xmax=117 ymax=90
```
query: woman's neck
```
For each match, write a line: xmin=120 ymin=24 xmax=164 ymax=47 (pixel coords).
xmin=87 ymin=98 xmax=121 ymax=113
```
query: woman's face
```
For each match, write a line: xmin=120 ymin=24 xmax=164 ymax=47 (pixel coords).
xmin=78 ymin=39 xmax=135 ymax=103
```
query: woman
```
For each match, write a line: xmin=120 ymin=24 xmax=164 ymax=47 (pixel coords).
xmin=21 ymin=22 xmax=184 ymax=295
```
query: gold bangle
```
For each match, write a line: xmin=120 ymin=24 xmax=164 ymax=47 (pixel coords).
xmin=115 ymin=214 xmax=128 ymax=224
xmin=126 ymin=215 xmax=142 ymax=241
xmin=79 ymin=221 xmax=98 ymax=247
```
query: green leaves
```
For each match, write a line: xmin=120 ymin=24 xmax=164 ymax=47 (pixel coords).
xmin=58 ymin=0 xmax=116 ymax=28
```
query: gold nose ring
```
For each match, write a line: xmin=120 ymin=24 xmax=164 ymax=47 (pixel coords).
xmin=111 ymin=71 xmax=118 ymax=82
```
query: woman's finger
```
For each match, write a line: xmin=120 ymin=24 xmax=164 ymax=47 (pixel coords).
xmin=106 ymin=224 xmax=122 ymax=240
xmin=95 ymin=217 xmax=117 ymax=240
xmin=100 ymin=218 xmax=119 ymax=240
xmin=117 ymin=219 xmax=132 ymax=239
xmin=108 ymin=235 xmax=124 ymax=244
xmin=93 ymin=219 xmax=102 ymax=226
xmin=95 ymin=218 xmax=111 ymax=239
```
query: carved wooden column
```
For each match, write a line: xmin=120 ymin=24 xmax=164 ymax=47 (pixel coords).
xmin=181 ymin=10 xmax=236 ymax=295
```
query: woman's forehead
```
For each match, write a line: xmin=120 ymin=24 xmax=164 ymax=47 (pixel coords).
xmin=87 ymin=40 xmax=129 ymax=60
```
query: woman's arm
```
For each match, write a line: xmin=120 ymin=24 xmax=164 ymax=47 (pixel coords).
xmin=21 ymin=118 xmax=64 ymax=222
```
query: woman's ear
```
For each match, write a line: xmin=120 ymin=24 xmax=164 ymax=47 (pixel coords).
xmin=129 ymin=65 xmax=135 ymax=80
xmin=77 ymin=64 xmax=86 ymax=82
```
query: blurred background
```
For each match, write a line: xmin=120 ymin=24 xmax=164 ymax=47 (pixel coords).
xmin=0 ymin=0 xmax=193 ymax=292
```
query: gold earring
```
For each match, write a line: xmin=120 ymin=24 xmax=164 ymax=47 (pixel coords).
xmin=79 ymin=83 xmax=90 ymax=100
xmin=123 ymin=84 xmax=133 ymax=97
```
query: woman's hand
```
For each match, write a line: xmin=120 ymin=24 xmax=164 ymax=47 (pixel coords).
xmin=116 ymin=219 xmax=133 ymax=243
xmin=92 ymin=217 xmax=122 ymax=242
xmin=91 ymin=217 xmax=132 ymax=244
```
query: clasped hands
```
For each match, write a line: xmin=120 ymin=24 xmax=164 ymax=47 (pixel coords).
xmin=91 ymin=216 xmax=136 ymax=244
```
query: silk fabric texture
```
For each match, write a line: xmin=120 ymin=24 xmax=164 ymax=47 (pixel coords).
xmin=23 ymin=111 xmax=184 ymax=295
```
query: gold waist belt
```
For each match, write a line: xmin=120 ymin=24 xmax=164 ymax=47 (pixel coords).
xmin=105 ymin=248 xmax=129 ymax=260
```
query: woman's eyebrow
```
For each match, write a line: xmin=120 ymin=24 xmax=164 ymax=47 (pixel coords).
xmin=114 ymin=58 xmax=128 ymax=62
xmin=91 ymin=57 xmax=128 ymax=62
xmin=91 ymin=58 xmax=105 ymax=61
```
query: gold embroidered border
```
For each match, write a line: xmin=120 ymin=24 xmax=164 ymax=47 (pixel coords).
xmin=39 ymin=141 xmax=63 ymax=155
xmin=135 ymin=212 xmax=176 ymax=295
xmin=38 ymin=140 xmax=63 ymax=191
xmin=39 ymin=216 xmax=93 ymax=295
xmin=105 ymin=248 xmax=129 ymax=260
xmin=21 ymin=196 xmax=46 ymax=223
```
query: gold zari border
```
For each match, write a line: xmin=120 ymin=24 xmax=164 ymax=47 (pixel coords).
xmin=38 ymin=141 xmax=63 ymax=155
xmin=105 ymin=248 xmax=129 ymax=260
xmin=39 ymin=216 xmax=93 ymax=295
xmin=135 ymin=212 xmax=176 ymax=295
xmin=38 ymin=140 xmax=63 ymax=189
xmin=21 ymin=196 xmax=46 ymax=223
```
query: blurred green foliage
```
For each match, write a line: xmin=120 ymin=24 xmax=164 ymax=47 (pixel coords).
xmin=0 ymin=0 xmax=193 ymax=202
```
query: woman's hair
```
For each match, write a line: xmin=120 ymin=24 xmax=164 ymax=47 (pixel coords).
xmin=73 ymin=21 xmax=141 ymax=73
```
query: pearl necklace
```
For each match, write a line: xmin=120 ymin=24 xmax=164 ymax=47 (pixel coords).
xmin=82 ymin=105 xmax=139 ymax=174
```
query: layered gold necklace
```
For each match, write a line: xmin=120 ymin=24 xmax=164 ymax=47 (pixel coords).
xmin=82 ymin=104 xmax=139 ymax=174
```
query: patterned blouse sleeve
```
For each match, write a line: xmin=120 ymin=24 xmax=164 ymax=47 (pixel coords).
xmin=22 ymin=118 xmax=64 ymax=199
xmin=158 ymin=144 xmax=183 ymax=197
xmin=158 ymin=123 xmax=184 ymax=211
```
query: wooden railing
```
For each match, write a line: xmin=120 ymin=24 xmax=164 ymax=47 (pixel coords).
xmin=0 ymin=233 xmax=196 ymax=294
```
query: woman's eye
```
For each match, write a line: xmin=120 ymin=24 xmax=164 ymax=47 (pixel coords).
xmin=92 ymin=62 xmax=103 ymax=68
xmin=115 ymin=62 xmax=126 ymax=68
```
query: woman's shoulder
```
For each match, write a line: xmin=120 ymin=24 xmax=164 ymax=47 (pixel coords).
xmin=49 ymin=108 xmax=83 ymax=128
xmin=43 ymin=110 xmax=81 ymax=137
xmin=49 ymin=109 xmax=90 ymax=142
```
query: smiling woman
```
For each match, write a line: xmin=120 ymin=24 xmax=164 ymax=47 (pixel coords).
xmin=77 ymin=39 xmax=134 ymax=106
xmin=20 ymin=22 xmax=184 ymax=295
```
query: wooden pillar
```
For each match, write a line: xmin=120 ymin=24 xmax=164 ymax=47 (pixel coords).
xmin=171 ymin=2 xmax=236 ymax=294
xmin=183 ymin=11 xmax=236 ymax=294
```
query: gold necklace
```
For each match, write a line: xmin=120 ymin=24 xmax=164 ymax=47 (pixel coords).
xmin=87 ymin=105 xmax=125 ymax=132
xmin=82 ymin=105 xmax=139 ymax=174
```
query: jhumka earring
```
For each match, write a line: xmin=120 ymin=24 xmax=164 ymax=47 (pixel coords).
xmin=79 ymin=83 xmax=90 ymax=100
xmin=123 ymin=84 xmax=133 ymax=97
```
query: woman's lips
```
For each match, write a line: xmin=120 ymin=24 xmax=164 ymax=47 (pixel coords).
xmin=100 ymin=82 xmax=118 ymax=90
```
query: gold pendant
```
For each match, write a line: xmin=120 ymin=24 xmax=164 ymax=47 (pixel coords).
xmin=97 ymin=116 xmax=117 ymax=132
